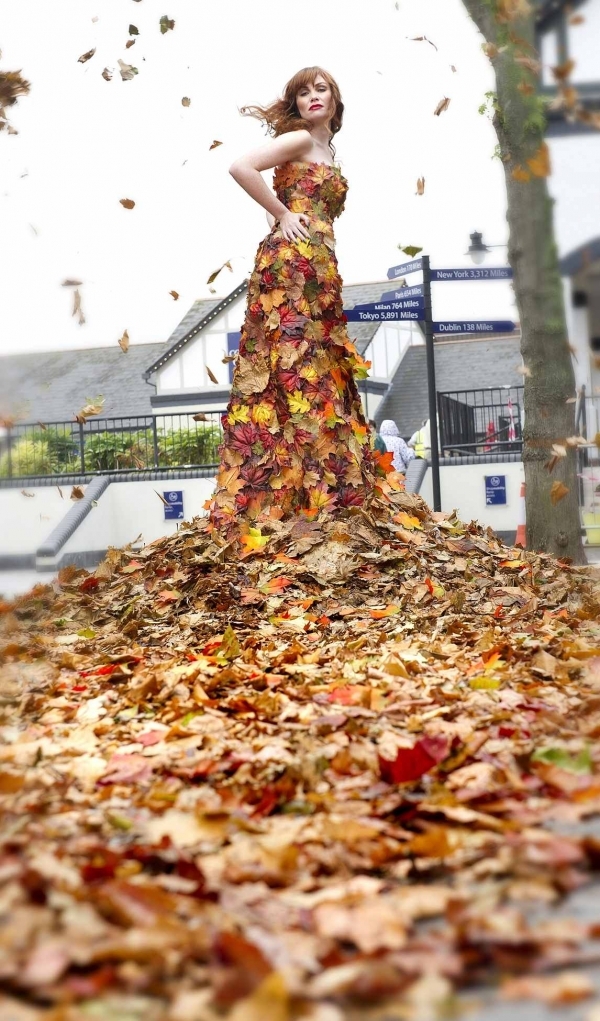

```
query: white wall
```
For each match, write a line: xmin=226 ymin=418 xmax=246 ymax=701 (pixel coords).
xmin=0 ymin=477 xmax=217 ymax=560
xmin=420 ymin=460 xmax=524 ymax=533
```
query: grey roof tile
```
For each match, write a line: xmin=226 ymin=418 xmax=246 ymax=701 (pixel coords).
xmin=376 ymin=337 xmax=523 ymax=438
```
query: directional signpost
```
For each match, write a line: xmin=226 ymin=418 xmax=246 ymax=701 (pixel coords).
xmin=344 ymin=255 xmax=515 ymax=513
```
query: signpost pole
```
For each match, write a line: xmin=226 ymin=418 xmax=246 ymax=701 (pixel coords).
xmin=422 ymin=256 xmax=441 ymax=512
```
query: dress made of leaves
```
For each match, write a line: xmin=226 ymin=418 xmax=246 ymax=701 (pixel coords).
xmin=208 ymin=161 xmax=398 ymax=537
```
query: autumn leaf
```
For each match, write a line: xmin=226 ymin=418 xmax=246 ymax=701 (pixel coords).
xmin=70 ymin=486 xmax=84 ymax=500
xmin=393 ymin=511 xmax=423 ymax=530
xmin=120 ymin=198 xmax=135 ymax=209
xmin=398 ymin=245 xmax=423 ymax=258
xmin=126 ymin=39 xmax=136 ymax=49
xmin=75 ymin=395 xmax=104 ymax=423
xmin=512 ymin=165 xmax=531 ymax=183
xmin=569 ymin=13 xmax=585 ymax=25
xmin=206 ymin=366 xmax=219 ymax=384
xmin=206 ymin=259 xmax=232 ymax=285
xmin=379 ymin=735 xmax=449 ymax=784
xmin=209 ymin=139 xmax=223 ymax=150
xmin=20 ymin=490 xmax=34 ymax=498
xmin=550 ymin=480 xmax=569 ymax=504
xmin=259 ymin=576 xmax=293 ymax=595
xmin=118 ymin=60 xmax=138 ymax=80
xmin=416 ymin=177 xmax=425 ymax=196
xmin=240 ymin=526 xmax=270 ymax=557
xmin=259 ymin=289 xmax=286 ymax=313
xmin=527 ymin=142 xmax=551 ymax=178
xmin=218 ymin=625 xmax=241 ymax=660
xmin=118 ymin=329 xmax=130 ymax=353
xmin=78 ymin=47 xmax=96 ymax=64
xmin=154 ymin=490 xmax=170 ymax=507
xmin=182 ymin=97 xmax=191 ymax=107
xmin=192 ymin=412 xmax=208 ymax=422
xmin=552 ymin=59 xmax=576 ymax=82
xmin=129 ymin=24 xmax=139 ymax=35
xmin=159 ymin=15 xmax=175 ymax=33
xmin=101 ymin=67 xmax=112 ymax=81
xmin=409 ymin=35 xmax=438 ymax=50
xmin=287 ymin=390 xmax=311 ymax=415
xmin=169 ymin=290 xmax=179 ymax=300
xmin=370 ymin=604 xmax=401 ymax=619
xmin=72 ymin=288 xmax=85 ymax=325
xmin=62 ymin=278 xmax=83 ymax=287
xmin=434 ymin=96 xmax=451 ymax=116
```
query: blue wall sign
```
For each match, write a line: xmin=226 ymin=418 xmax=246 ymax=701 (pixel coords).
xmin=163 ymin=490 xmax=184 ymax=520
xmin=433 ymin=320 xmax=515 ymax=335
xmin=380 ymin=285 xmax=424 ymax=302
xmin=227 ymin=331 xmax=241 ymax=384
xmin=485 ymin=475 xmax=507 ymax=506
xmin=387 ymin=258 xmax=423 ymax=280
xmin=431 ymin=267 xmax=513 ymax=281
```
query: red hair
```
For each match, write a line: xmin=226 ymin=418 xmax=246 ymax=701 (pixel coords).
xmin=240 ymin=67 xmax=344 ymax=157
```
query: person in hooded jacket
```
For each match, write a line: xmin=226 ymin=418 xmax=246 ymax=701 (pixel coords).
xmin=379 ymin=420 xmax=416 ymax=473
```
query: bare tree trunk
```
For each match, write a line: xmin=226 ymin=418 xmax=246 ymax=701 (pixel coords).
xmin=461 ymin=0 xmax=584 ymax=564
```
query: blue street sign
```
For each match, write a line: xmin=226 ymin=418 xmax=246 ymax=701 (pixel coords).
xmin=354 ymin=297 xmax=425 ymax=314
xmin=163 ymin=489 xmax=184 ymax=520
xmin=485 ymin=475 xmax=507 ymax=506
xmin=380 ymin=285 xmax=424 ymax=302
xmin=433 ymin=320 xmax=516 ymax=335
xmin=387 ymin=257 xmax=423 ymax=280
xmin=345 ymin=303 xmax=424 ymax=322
xmin=431 ymin=267 xmax=513 ymax=281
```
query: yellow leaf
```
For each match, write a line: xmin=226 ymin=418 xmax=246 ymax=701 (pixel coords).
xmin=296 ymin=240 xmax=314 ymax=259
xmin=393 ymin=511 xmax=423 ymax=530
xmin=287 ymin=390 xmax=311 ymax=415
xmin=470 ymin=676 xmax=501 ymax=690
xmin=251 ymin=402 xmax=274 ymax=425
xmin=550 ymin=480 xmax=569 ymax=504
xmin=240 ymin=527 xmax=270 ymax=556
xmin=227 ymin=404 xmax=250 ymax=425
xmin=118 ymin=329 xmax=130 ymax=353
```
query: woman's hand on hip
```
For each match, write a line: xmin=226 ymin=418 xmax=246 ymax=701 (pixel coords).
xmin=277 ymin=211 xmax=310 ymax=242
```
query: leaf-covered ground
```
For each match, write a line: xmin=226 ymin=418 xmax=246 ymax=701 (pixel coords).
xmin=2 ymin=490 xmax=600 ymax=1020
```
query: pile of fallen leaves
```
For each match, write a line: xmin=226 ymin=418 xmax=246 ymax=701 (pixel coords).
xmin=3 ymin=489 xmax=600 ymax=1020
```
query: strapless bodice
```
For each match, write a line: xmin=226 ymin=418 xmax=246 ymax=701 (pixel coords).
xmin=273 ymin=161 xmax=348 ymax=226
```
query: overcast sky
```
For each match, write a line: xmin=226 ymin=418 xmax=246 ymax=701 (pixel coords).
xmin=0 ymin=0 xmax=516 ymax=356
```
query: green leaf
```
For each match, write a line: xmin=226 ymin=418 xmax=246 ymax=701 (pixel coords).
xmin=531 ymin=746 xmax=592 ymax=774
xmin=159 ymin=15 xmax=175 ymax=33
xmin=398 ymin=245 xmax=423 ymax=258
xmin=179 ymin=711 xmax=201 ymax=726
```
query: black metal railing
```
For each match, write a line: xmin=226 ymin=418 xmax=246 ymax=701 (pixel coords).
xmin=437 ymin=386 xmax=524 ymax=456
xmin=0 ymin=411 xmax=224 ymax=480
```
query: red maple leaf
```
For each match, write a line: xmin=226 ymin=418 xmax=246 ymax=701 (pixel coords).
xmin=378 ymin=735 xmax=450 ymax=784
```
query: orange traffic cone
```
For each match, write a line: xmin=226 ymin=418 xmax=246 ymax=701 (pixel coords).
xmin=515 ymin=481 xmax=526 ymax=548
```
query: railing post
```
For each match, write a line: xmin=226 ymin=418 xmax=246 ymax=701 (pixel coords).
xmin=78 ymin=422 xmax=85 ymax=473
xmin=152 ymin=416 xmax=160 ymax=468
xmin=6 ymin=425 xmax=12 ymax=479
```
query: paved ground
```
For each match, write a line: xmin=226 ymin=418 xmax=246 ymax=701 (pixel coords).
xmin=0 ymin=569 xmax=54 ymax=599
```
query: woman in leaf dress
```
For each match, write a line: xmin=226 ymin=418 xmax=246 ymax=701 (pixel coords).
xmin=207 ymin=67 xmax=398 ymax=537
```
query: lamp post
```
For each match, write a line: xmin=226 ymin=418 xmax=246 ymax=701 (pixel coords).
xmin=466 ymin=231 xmax=507 ymax=264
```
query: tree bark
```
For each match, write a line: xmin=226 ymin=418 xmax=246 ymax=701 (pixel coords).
xmin=461 ymin=0 xmax=584 ymax=564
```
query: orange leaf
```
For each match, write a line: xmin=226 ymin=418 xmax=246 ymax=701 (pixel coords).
xmin=120 ymin=198 xmax=135 ymax=209
xmin=527 ymin=142 xmax=551 ymax=178
xmin=260 ymin=576 xmax=293 ymax=595
xmin=550 ymin=480 xmax=569 ymax=504
xmin=369 ymin=604 xmax=401 ymax=619
xmin=512 ymin=165 xmax=531 ymax=183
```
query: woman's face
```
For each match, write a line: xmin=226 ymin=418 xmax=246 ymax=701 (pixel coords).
xmin=295 ymin=74 xmax=334 ymax=128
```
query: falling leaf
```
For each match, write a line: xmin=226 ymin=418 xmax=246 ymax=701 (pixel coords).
xmin=118 ymin=329 xmax=130 ymax=353
xmin=206 ymin=259 xmax=232 ymax=284
xmin=74 ymin=395 xmax=104 ymax=424
xmin=512 ymin=165 xmax=531 ymax=182
xmin=209 ymin=139 xmax=223 ymax=150
xmin=129 ymin=24 xmax=139 ymax=35
xmin=192 ymin=412 xmax=208 ymax=422
xmin=409 ymin=35 xmax=438 ymax=50
xmin=72 ymin=288 xmax=85 ymax=326
xmin=118 ymin=59 xmax=138 ymax=80
xmin=168 ymin=290 xmax=180 ymax=301
xmin=78 ymin=48 xmax=96 ymax=64
xmin=416 ymin=177 xmax=425 ymax=196
xmin=398 ymin=245 xmax=423 ymax=257
xmin=527 ymin=142 xmax=551 ymax=178
xmin=120 ymin=198 xmax=135 ymax=209
xmin=516 ymin=363 xmax=532 ymax=377
xmin=483 ymin=42 xmax=499 ymax=59
xmin=61 ymin=278 xmax=83 ymax=287
xmin=20 ymin=490 xmax=34 ymax=498
xmin=125 ymin=39 xmax=136 ymax=49
xmin=450 ymin=64 xmax=457 ymax=72
xmin=182 ymin=96 xmax=191 ymax=107
xmin=552 ymin=59 xmax=576 ymax=82
xmin=570 ymin=14 xmax=585 ymax=25
xmin=434 ymin=96 xmax=451 ymax=116
xmin=154 ymin=490 xmax=170 ymax=507
xmin=101 ymin=67 xmax=112 ymax=81
xmin=550 ymin=480 xmax=569 ymax=504
xmin=515 ymin=54 xmax=542 ymax=74
xmin=222 ymin=355 xmax=236 ymax=363
xmin=159 ymin=15 xmax=175 ymax=33
xmin=70 ymin=486 xmax=85 ymax=501
xmin=551 ymin=443 xmax=567 ymax=458
xmin=206 ymin=366 xmax=219 ymax=384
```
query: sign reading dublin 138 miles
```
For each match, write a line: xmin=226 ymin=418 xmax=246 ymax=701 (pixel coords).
xmin=433 ymin=320 xmax=516 ymax=335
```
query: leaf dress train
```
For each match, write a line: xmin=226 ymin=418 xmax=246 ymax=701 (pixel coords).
xmin=207 ymin=161 xmax=399 ymax=537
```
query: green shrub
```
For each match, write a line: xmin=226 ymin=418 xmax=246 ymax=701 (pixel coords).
xmin=83 ymin=430 xmax=152 ymax=471
xmin=0 ymin=437 xmax=59 ymax=477
xmin=158 ymin=424 xmax=221 ymax=467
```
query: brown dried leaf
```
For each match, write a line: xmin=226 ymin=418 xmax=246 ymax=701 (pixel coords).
xmin=553 ymin=59 xmax=576 ymax=82
xmin=101 ymin=67 xmax=112 ymax=81
xmin=416 ymin=177 xmax=425 ymax=196
xmin=169 ymin=290 xmax=179 ymax=300
xmin=209 ymin=139 xmax=223 ymax=150
xmin=78 ymin=48 xmax=96 ymax=64
xmin=118 ymin=329 xmax=130 ymax=353
xmin=181 ymin=96 xmax=191 ymax=107
xmin=206 ymin=366 xmax=219 ymax=385
xmin=120 ymin=198 xmax=135 ymax=210
xmin=434 ymin=96 xmax=451 ymax=116
xmin=192 ymin=413 xmax=208 ymax=422
xmin=70 ymin=486 xmax=85 ymax=501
